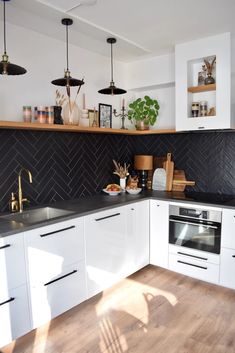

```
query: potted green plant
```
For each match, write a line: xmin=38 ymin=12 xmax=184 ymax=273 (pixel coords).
xmin=128 ymin=95 xmax=160 ymax=130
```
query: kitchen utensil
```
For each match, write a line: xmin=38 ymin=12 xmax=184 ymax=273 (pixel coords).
xmin=152 ymin=168 xmax=166 ymax=190
xmin=163 ymin=153 xmax=174 ymax=191
xmin=172 ymin=170 xmax=195 ymax=192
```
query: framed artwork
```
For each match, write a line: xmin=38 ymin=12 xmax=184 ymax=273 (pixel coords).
xmin=98 ymin=103 xmax=112 ymax=128
xmin=88 ymin=109 xmax=99 ymax=127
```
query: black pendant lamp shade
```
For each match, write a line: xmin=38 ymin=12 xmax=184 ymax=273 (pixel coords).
xmin=98 ymin=37 xmax=126 ymax=95
xmin=51 ymin=18 xmax=84 ymax=87
xmin=0 ymin=0 xmax=26 ymax=75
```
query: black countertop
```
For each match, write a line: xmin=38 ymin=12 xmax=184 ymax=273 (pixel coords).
xmin=1 ymin=190 xmax=235 ymax=238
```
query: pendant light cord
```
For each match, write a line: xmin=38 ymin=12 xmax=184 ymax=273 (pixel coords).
xmin=110 ymin=41 xmax=114 ymax=83
xmin=66 ymin=24 xmax=69 ymax=71
xmin=3 ymin=0 xmax=6 ymax=54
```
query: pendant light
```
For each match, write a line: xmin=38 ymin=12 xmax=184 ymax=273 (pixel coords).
xmin=51 ymin=18 xmax=84 ymax=88
xmin=0 ymin=0 xmax=27 ymax=75
xmin=98 ymin=37 xmax=126 ymax=95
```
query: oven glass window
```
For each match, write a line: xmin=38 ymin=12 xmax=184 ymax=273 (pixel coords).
xmin=169 ymin=219 xmax=221 ymax=254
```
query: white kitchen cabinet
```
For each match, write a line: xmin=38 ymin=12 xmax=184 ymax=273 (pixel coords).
xmin=175 ymin=32 xmax=233 ymax=131
xmin=150 ymin=200 xmax=169 ymax=268
xmin=24 ymin=217 xmax=87 ymax=329
xmin=0 ymin=234 xmax=31 ymax=348
xmin=0 ymin=285 xmax=31 ymax=348
xmin=85 ymin=207 xmax=127 ymax=298
xmin=125 ymin=200 xmax=149 ymax=274
xmin=24 ymin=218 xmax=85 ymax=286
xmin=220 ymin=247 xmax=235 ymax=289
xmin=221 ymin=208 xmax=235 ymax=249
xmin=169 ymin=244 xmax=220 ymax=284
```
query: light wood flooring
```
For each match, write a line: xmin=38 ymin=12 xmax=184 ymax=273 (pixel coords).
xmin=2 ymin=265 xmax=235 ymax=353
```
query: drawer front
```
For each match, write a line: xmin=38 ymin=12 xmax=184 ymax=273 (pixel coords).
xmin=220 ymin=247 xmax=235 ymax=289
xmin=25 ymin=218 xmax=84 ymax=285
xmin=169 ymin=253 xmax=219 ymax=284
xmin=29 ymin=261 xmax=87 ymax=329
xmin=169 ymin=244 xmax=220 ymax=265
xmin=0 ymin=233 xmax=26 ymax=291
xmin=0 ymin=285 xmax=31 ymax=348
xmin=222 ymin=209 xmax=235 ymax=249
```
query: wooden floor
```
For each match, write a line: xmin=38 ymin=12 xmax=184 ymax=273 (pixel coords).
xmin=2 ymin=265 xmax=235 ymax=353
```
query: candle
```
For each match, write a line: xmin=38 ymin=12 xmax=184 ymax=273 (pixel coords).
xmin=122 ymin=98 xmax=125 ymax=108
xmin=83 ymin=93 xmax=86 ymax=110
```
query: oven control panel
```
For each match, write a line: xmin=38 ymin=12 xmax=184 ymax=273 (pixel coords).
xmin=179 ymin=208 xmax=208 ymax=219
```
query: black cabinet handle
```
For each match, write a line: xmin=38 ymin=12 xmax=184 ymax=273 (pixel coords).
xmin=40 ymin=225 xmax=75 ymax=238
xmin=0 ymin=244 xmax=11 ymax=250
xmin=44 ymin=270 xmax=77 ymax=286
xmin=95 ymin=213 xmax=121 ymax=222
xmin=0 ymin=297 xmax=15 ymax=306
xmin=198 ymin=126 xmax=205 ymax=129
xmin=177 ymin=260 xmax=207 ymax=270
xmin=177 ymin=251 xmax=208 ymax=261
xmin=232 ymin=255 xmax=235 ymax=258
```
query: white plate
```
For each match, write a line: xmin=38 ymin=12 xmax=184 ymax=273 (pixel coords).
xmin=152 ymin=168 xmax=166 ymax=190
xmin=126 ymin=188 xmax=142 ymax=195
xmin=103 ymin=189 xmax=121 ymax=196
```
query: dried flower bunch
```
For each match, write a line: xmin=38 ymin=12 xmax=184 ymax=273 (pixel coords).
xmin=204 ymin=56 xmax=216 ymax=75
xmin=113 ymin=160 xmax=130 ymax=178
xmin=55 ymin=89 xmax=66 ymax=106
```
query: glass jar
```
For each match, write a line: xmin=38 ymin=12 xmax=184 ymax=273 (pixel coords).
xmin=47 ymin=106 xmax=54 ymax=124
xmin=37 ymin=106 xmax=46 ymax=124
xmin=23 ymin=106 xmax=32 ymax=122
xmin=191 ymin=102 xmax=200 ymax=118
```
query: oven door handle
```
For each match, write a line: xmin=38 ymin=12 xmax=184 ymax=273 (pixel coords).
xmin=169 ymin=219 xmax=218 ymax=229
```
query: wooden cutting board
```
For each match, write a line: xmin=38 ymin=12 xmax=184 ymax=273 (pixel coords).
xmin=172 ymin=170 xmax=195 ymax=191
xmin=163 ymin=153 xmax=174 ymax=191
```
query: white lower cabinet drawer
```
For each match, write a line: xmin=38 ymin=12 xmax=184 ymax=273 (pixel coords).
xmin=0 ymin=285 xmax=31 ymax=348
xmin=29 ymin=261 xmax=87 ymax=329
xmin=169 ymin=253 xmax=220 ymax=284
xmin=220 ymin=247 xmax=235 ymax=289
xmin=169 ymin=244 xmax=220 ymax=265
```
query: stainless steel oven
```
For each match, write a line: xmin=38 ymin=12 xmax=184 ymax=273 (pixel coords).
xmin=169 ymin=205 xmax=221 ymax=254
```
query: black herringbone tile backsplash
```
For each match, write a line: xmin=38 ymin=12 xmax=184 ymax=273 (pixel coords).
xmin=0 ymin=129 xmax=235 ymax=211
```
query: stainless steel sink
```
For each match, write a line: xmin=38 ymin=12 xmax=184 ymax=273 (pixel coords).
xmin=0 ymin=207 xmax=75 ymax=225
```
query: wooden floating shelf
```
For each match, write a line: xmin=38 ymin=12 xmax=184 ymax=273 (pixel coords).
xmin=0 ymin=121 xmax=176 ymax=135
xmin=187 ymin=83 xmax=216 ymax=93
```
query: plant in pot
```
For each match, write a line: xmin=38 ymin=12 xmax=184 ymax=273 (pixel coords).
xmin=127 ymin=95 xmax=160 ymax=130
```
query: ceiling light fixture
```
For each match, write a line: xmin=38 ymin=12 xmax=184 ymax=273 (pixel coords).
xmin=51 ymin=18 xmax=84 ymax=89
xmin=98 ymin=37 xmax=126 ymax=95
xmin=0 ymin=0 xmax=27 ymax=75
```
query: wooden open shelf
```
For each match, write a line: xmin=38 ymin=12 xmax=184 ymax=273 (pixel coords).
xmin=187 ymin=83 xmax=216 ymax=93
xmin=0 ymin=121 xmax=176 ymax=135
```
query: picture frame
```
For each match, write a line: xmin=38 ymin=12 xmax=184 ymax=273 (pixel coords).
xmin=88 ymin=109 xmax=99 ymax=127
xmin=98 ymin=103 xmax=112 ymax=128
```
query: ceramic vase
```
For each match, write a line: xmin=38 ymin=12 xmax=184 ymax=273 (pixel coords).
xmin=120 ymin=178 xmax=126 ymax=192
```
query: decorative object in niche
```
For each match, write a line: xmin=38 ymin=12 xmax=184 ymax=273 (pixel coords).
xmin=0 ymin=0 xmax=27 ymax=75
xmin=128 ymin=96 xmax=160 ymax=130
xmin=98 ymin=38 xmax=127 ymax=95
xmin=99 ymin=103 xmax=112 ymax=128
xmin=208 ymin=107 xmax=216 ymax=116
xmin=204 ymin=56 xmax=216 ymax=85
xmin=198 ymin=64 xmax=207 ymax=86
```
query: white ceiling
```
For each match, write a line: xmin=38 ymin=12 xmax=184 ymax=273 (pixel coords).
xmin=1 ymin=0 xmax=235 ymax=62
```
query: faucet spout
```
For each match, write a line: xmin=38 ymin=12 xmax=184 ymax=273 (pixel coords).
xmin=18 ymin=168 xmax=33 ymax=213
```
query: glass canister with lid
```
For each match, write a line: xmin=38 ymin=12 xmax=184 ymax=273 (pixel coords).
xmin=23 ymin=106 xmax=32 ymax=122
xmin=191 ymin=102 xmax=200 ymax=118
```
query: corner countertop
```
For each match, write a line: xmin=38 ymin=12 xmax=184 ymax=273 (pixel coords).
xmin=1 ymin=190 xmax=235 ymax=238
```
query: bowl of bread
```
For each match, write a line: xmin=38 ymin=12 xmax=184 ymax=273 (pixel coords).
xmin=103 ymin=183 xmax=121 ymax=196
xmin=126 ymin=186 xmax=142 ymax=195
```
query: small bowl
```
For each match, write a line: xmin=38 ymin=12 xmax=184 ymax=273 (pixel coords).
xmin=103 ymin=189 xmax=121 ymax=196
xmin=126 ymin=188 xmax=142 ymax=195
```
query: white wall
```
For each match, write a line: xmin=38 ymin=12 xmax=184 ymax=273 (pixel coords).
xmin=0 ymin=20 xmax=128 ymax=128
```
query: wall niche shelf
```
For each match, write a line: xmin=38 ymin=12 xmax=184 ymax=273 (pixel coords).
xmin=0 ymin=121 xmax=176 ymax=135
xmin=187 ymin=83 xmax=216 ymax=93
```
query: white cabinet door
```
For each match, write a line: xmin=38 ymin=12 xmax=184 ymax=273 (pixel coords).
xmin=220 ymin=247 xmax=235 ymax=289
xmin=85 ymin=207 xmax=126 ymax=298
xmin=29 ymin=261 xmax=87 ymax=328
xmin=150 ymin=200 xmax=169 ymax=268
xmin=0 ymin=285 xmax=31 ymax=348
xmin=125 ymin=200 xmax=149 ymax=274
xmin=221 ymin=208 xmax=235 ymax=249
xmin=175 ymin=32 xmax=232 ymax=131
xmin=25 ymin=218 xmax=84 ymax=286
xmin=0 ymin=233 xmax=26 ymax=293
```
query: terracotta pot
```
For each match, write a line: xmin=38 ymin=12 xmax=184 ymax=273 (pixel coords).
xmin=136 ymin=120 xmax=149 ymax=131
